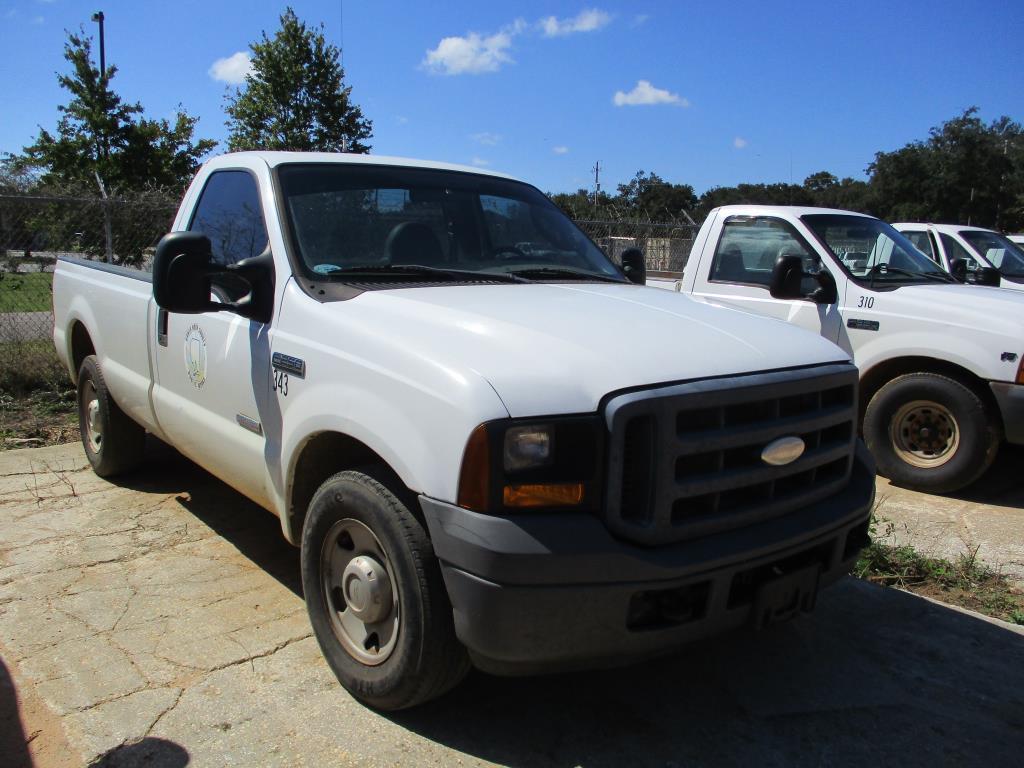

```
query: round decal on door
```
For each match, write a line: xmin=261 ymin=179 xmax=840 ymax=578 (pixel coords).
xmin=184 ymin=324 xmax=208 ymax=389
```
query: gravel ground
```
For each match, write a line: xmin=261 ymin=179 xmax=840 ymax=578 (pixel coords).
xmin=1 ymin=441 xmax=1022 ymax=767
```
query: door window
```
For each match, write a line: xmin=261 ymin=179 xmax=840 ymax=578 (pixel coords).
xmin=710 ymin=217 xmax=817 ymax=290
xmin=902 ymin=231 xmax=937 ymax=262
xmin=189 ymin=171 xmax=269 ymax=267
xmin=939 ymin=233 xmax=981 ymax=272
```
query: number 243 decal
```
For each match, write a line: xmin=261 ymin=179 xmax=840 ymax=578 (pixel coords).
xmin=857 ymin=296 xmax=875 ymax=309
xmin=272 ymin=369 xmax=289 ymax=396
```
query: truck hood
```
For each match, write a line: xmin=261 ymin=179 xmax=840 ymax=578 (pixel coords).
xmin=869 ymin=283 xmax=1024 ymax=340
xmin=348 ymin=282 xmax=849 ymax=417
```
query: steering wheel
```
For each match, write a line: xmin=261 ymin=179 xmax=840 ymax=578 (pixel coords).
xmin=491 ymin=245 xmax=527 ymax=260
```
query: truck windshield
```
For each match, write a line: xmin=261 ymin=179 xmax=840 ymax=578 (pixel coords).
xmin=958 ymin=230 xmax=1024 ymax=277
xmin=276 ymin=164 xmax=624 ymax=283
xmin=802 ymin=214 xmax=953 ymax=284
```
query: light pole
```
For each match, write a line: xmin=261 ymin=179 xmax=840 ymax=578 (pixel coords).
xmin=91 ymin=11 xmax=105 ymax=81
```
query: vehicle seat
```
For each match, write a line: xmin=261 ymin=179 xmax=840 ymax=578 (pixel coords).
xmin=386 ymin=222 xmax=445 ymax=266
xmin=715 ymin=246 xmax=747 ymax=282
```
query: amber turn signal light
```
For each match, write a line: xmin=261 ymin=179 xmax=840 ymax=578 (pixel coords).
xmin=503 ymin=482 xmax=585 ymax=508
xmin=457 ymin=424 xmax=491 ymax=511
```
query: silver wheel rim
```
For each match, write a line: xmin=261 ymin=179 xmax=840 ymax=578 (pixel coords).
xmin=320 ymin=518 xmax=399 ymax=666
xmin=82 ymin=380 xmax=102 ymax=454
xmin=890 ymin=399 xmax=960 ymax=468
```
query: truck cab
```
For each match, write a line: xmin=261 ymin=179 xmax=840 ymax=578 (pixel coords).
xmin=653 ymin=205 xmax=1024 ymax=495
xmin=894 ymin=222 xmax=1024 ymax=290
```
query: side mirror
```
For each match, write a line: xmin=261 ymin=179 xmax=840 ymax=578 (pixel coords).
xmin=769 ymin=255 xmax=805 ymax=299
xmin=621 ymin=248 xmax=646 ymax=285
xmin=153 ymin=232 xmax=217 ymax=313
xmin=949 ymin=258 xmax=968 ymax=282
xmin=976 ymin=266 xmax=1001 ymax=287
xmin=769 ymin=254 xmax=837 ymax=304
xmin=153 ymin=232 xmax=276 ymax=322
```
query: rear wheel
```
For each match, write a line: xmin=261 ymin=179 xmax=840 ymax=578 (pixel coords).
xmin=300 ymin=470 xmax=469 ymax=710
xmin=864 ymin=373 xmax=999 ymax=493
xmin=77 ymin=355 xmax=146 ymax=477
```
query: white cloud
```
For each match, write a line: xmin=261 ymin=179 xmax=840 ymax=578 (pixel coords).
xmin=613 ymin=80 xmax=688 ymax=107
xmin=631 ymin=14 xmax=650 ymax=27
xmin=471 ymin=132 xmax=501 ymax=146
xmin=209 ymin=52 xmax=253 ymax=85
xmin=552 ymin=146 xmax=569 ymax=155
xmin=396 ymin=115 xmax=409 ymax=125
xmin=540 ymin=8 xmax=611 ymax=37
xmin=733 ymin=137 xmax=748 ymax=149
xmin=423 ymin=20 xmax=525 ymax=75
xmin=471 ymin=157 xmax=490 ymax=167
xmin=31 ymin=15 xmax=44 ymax=24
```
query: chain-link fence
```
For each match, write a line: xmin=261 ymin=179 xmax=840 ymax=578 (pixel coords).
xmin=0 ymin=191 xmax=178 ymax=392
xmin=573 ymin=219 xmax=697 ymax=274
xmin=1 ymin=191 xmax=696 ymax=393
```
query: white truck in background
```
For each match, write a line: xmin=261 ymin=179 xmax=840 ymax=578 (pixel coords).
xmin=649 ymin=205 xmax=1024 ymax=494
xmin=52 ymin=154 xmax=874 ymax=710
xmin=893 ymin=222 xmax=1024 ymax=291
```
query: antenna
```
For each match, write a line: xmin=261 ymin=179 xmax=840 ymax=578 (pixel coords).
xmin=592 ymin=161 xmax=602 ymax=205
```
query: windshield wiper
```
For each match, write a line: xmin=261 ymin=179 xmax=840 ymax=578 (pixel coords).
xmin=507 ymin=267 xmax=624 ymax=283
xmin=329 ymin=264 xmax=529 ymax=283
xmin=866 ymin=264 xmax=955 ymax=283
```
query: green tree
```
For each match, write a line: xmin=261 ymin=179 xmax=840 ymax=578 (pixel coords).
xmin=615 ymin=171 xmax=697 ymax=220
xmin=22 ymin=30 xmax=214 ymax=192
xmin=225 ymin=8 xmax=372 ymax=153
xmin=868 ymin=108 xmax=1024 ymax=229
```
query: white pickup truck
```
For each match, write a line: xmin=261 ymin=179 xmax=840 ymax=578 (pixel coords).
xmin=649 ymin=205 xmax=1024 ymax=495
xmin=53 ymin=154 xmax=874 ymax=710
xmin=893 ymin=222 xmax=1024 ymax=291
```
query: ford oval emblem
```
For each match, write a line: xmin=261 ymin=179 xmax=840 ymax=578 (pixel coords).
xmin=761 ymin=436 xmax=805 ymax=466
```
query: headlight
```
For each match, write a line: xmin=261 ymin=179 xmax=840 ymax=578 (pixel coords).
xmin=503 ymin=425 xmax=553 ymax=471
xmin=457 ymin=417 xmax=602 ymax=513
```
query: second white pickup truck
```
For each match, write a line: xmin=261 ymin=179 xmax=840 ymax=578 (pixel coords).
xmin=894 ymin=222 xmax=1024 ymax=291
xmin=650 ymin=205 xmax=1024 ymax=494
xmin=53 ymin=155 xmax=874 ymax=710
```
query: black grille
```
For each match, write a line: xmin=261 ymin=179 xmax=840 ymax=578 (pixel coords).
xmin=604 ymin=364 xmax=858 ymax=546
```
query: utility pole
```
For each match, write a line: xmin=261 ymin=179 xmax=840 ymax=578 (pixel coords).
xmin=91 ymin=11 xmax=105 ymax=82
xmin=592 ymin=161 xmax=602 ymax=207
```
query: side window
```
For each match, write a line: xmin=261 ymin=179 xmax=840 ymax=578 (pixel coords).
xmin=189 ymin=171 xmax=269 ymax=267
xmin=939 ymin=233 xmax=980 ymax=272
xmin=710 ymin=217 xmax=812 ymax=288
xmin=903 ymin=231 xmax=937 ymax=262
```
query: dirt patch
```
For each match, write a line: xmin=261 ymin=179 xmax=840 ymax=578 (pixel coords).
xmin=0 ymin=389 xmax=78 ymax=450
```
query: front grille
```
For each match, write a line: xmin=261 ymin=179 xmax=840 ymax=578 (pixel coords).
xmin=604 ymin=364 xmax=858 ymax=546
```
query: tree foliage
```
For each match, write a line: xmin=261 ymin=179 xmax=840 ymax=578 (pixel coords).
xmin=225 ymin=7 xmax=372 ymax=153
xmin=20 ymin=30 xmax=215 ymax=192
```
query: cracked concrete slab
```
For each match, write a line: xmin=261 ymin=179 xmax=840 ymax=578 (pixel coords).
xmin=875 ymin=444 xmax=1024 ymax=586
xmin=1 ymin=441 xmax=1022 ymax=767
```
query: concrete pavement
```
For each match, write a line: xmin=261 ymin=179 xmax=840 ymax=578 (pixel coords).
xmin=1 ymin=442 xmax=1022 ymax=767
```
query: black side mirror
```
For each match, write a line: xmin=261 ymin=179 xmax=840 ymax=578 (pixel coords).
xmin=153 ymin=232 xmax=217 ymax=313
xmin=769 ymin=254 xmax=837 ymax=304
xmin=949 ymin=258 xmax=968 ymax=282
xmin=976 ymin=266 xmax=1001 ymax=287
xmin=621 ymin=248 xmax=646 ymax=285
xmin=769 ymin=255 xmax=805 ymax=299
xmin=153 ymin=232 xmax=276 ymax=323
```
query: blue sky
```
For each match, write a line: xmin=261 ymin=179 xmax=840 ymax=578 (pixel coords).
xmin=2 ymin=0 xmax=1022 ymax=195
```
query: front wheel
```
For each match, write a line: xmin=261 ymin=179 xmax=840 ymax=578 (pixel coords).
xmin=300 ymin=470 xmax=469 ymax=710
xmin=863 ymin=373 xmax=999 ymax=493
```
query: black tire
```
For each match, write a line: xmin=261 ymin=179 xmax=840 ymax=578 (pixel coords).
xmin=77 ymin=355 xmax=146 ymax=477
xmin=300 ymin=470 xmax=469 ymax=710
xmin=863 ymin=373 xmax=1000 ymax=493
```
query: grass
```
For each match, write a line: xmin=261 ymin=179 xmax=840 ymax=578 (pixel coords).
xmin=855 ymin=518 xmax=1024 ymax=625
xmin=0 ymin=384 xmax=78 ymax=449
xmin=0 ymin=272 xmax=53 ymax=313
xmin=0 ymin=339 xmax=67 ymax=395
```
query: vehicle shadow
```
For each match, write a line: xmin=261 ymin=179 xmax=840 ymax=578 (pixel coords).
xmin=116 ymin=436 xmax=302 ymax=599
xmin=391 ymin=579 xmax=1024 ymax=767
xmin=951 ymin=442 xmax=1024 ymax=508
xmin=0 ymin=656 xmax=32 ymax=768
